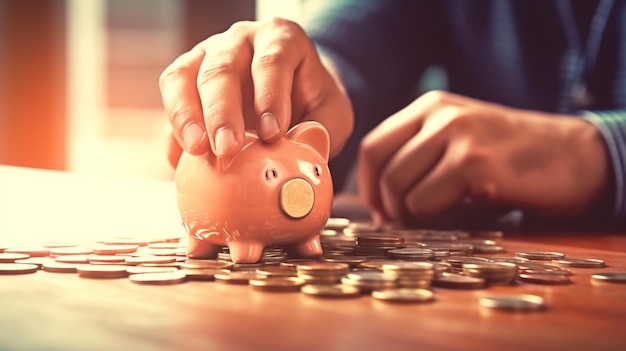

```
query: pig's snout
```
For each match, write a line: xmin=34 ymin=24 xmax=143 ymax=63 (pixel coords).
xmin=279 ymin=178 xmax=314 ymax=219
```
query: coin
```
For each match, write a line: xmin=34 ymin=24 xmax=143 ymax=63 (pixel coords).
xmin=301 ymin=284 xmax=361 ymax=298
xmin=181 ymin=259 xmax=233 ymax=270
xmin=125 ymin=255 xmax=177 ymax=265
xmin=129 ymin=271 xmax=187 ymax=285
xmin=296 ymin=262 xmax=350 ymax=275
xmin=256 ymin=266 xmax=297 ymax=278
xmin=182 ymin=268 xmax=229 ymax=281
xmin=14 ymin=257 xmax=52 ymax=268
xmin=87 ymin=255 xmax=128 ymax=264
xmin=91 ymin=244 xmax=139 ymax=255
xmin=552 ymin=258 xmax=605 ymax=268
xmin=49 ymin=246 xmax=93 ymax=256
xmin=42 ymin=262 xmax=79 ymax=273
xmin=320 ymin=255 xmax=367 ymax=266
xmin=126 ymin=266 xmax=179 ymax=275
xmin=518 ymin=273 xmax=571 ymax=285
xmin=55 ymin=255 xmax=91 ymax=264
xmin=0 ymin=263 xmax=39 ymax=274
xmin=324 ymin=217 xmax=351 ymax=230
xmin=371 ymin=288 xmax=434 ymax=303
xmin=279 ymin=178 xmax=314 ymax=219
xmin=516 ymin=251 xmax=564 ymax=260
xmin=249 ymin=277 xmax=305 ymax=292
xmin=432 ymin=273 xmax=486 ymax=289
xmin=590 ymin=272 xmax=626 ymax=284
xmin=386 ymin=248 xmax=435 ymax=261
xmin=4 ymin=246 xmax=50 ymax=257
xmin=479 ymin=294 xmax=545 ymax=311
xmin=77 ymin=265 xmax=129 ymax=279
xmin=0 ymin=253 xmax=30 ymax=263
xmin=214 ymin=271 xmax=258 ymax=284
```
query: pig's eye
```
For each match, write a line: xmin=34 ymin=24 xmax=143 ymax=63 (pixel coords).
xmin=264 ymin=168 xmax=278 ymax=181
xmin=314 ymin=165 xmax=322 ymax=177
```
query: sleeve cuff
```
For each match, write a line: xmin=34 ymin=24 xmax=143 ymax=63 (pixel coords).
xmin=582 ymin=110 xmax=626 ymax=222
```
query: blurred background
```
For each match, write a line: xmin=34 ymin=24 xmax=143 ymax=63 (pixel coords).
xmin=0 ymin=0 xmax=321 ymax=181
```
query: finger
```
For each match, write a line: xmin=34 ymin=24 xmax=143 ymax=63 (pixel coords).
xmin=196 ymin=26 xmax=254 ymax=158
xmin=357 ymin=91 xmax=455 ymax=218
xmin=251 ymin=19 xmax=309 ymax=142
xmin=166 ymin=128 xmax=183 ymax=169
xmin=404 ymin=150 xmax=470 ymax=220
xmin=159 ymin=49 xmax=209 ymax=155
xmin=378 ymin=120 xmax=449 ymax=221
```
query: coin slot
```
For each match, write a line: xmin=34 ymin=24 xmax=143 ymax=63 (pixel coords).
xmin=314 ymin=165 xmax=322 ymax=177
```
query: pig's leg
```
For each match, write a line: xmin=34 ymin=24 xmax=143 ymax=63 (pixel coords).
xmin=291 ymin=236 xmax=323 ymax=257
xmin=228 ymin=241 xmax=264 ymax=263
xmin=187 ymin=236 xmax=220 ymax=259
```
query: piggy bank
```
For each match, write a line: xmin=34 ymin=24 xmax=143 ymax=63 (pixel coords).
xmin=175 ymin=121 xmax=333 ymax=263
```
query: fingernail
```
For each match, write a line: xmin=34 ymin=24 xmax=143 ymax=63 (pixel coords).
xmin=259 ymin=113 xmax=280 ymax=140
xmin=182 ymin=122 xmax=205 ymax=151
xmin=214 ymin=127 xmax=237 ymax=157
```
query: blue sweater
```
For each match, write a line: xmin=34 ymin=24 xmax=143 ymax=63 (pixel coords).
xmin=303 ymin=0 xmax=626 ymax=224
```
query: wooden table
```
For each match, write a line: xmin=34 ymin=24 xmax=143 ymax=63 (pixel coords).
xmin=1 ymin=166 xmax=625 ymax=351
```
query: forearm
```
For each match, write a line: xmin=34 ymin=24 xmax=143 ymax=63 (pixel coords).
xmin=583 ymin=110 xmax=626 ymax=224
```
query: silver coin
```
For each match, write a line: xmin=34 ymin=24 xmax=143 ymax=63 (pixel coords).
xmin=516 ymin=251 xmax=564 ymax=260
xmin=480 ymin=294 xmax=545 ymax=311
xmin=552 ymin=258 xmax=605 ymax=268
xmin=590 ymin=272 xmax=626 ymax=284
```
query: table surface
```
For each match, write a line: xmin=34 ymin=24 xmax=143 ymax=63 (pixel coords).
xmin=1 ymin=165 xmax=625 ymax=351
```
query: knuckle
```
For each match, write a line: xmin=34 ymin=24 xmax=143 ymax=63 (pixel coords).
xmin=226 ymin=21 xmax=254 ymax=36
xmin=266 ymin=17 xmax=303 ymax=33
xmin=159 ymin=63 xmax=187 ymax=89
xmin=420 ymin=90 xmax=449 ymax=104
xmin=197 ymin=53 xmax=237 ymax=86
xmin=253 ymin=50 xmax=287 ymax=69
xmin=168 ymin=100 xmax=193 ymax=128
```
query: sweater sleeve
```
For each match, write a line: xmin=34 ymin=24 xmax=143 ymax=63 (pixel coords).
xmin=301 ymin=0 xmax=440 ymax=192
xmin=584 ymin=110 xmax=626 ymax=224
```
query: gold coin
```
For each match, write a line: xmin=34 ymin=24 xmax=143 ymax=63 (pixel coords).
xmin=15 ymin=257 xmax=53 ymax=268
xmin=87 ymin=255 xmax=128 ymax=264
xmin=0 ymin=263 xmax=39 ymax=274
xmin=126 ymin=266 xmax=179 ymax=275
xmin=371 ymin=288 xmax=434 ymax=303
xmin=182 ymin=268 xmax=229 ymax=281
xmin=129 ymin=271 xmax=187 ymax=285
xmin=432 ymin=273 xmax=486 ymax=289
xmin=256 ymin=266 xmax=298 ymax=278
xmin=125 ymin=255 xmax=177 ymax=265
xmin=49 ymin=246 xmax=93 ymax=256
xmin=181 ymin=259 xmax=233 ymax=270
xmin=479 ymin=294 xmax=545 ymax=311
xmin=91 ymin=244 xmax=139 ymax=255
xmin=54 ymin=255 xmax=91 ymax=264
xmin=77 ymin=265 xmax=129 ymax=279
xmin=0 ymin=253 xmax=30 ymax=263
xmin=4 ymin=246 xmax=50 ymax=257
xmin=301 ymin=284 xmax=361 ymax=298
xmin=296 ymin=262 xmax=349 ymax=275
xmin=249 ymin=277 xmax=305 ymax=292
xmin=42 ymin=262 xmax=79 ymax=273
xmin=279 ymin=178 xmax=314 ymax=219
xmin=214 ymin=271 xmax=257 ymax=284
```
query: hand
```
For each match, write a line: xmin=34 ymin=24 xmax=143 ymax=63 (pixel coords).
xmin=358 ymin=91 xmax=611 ymax=224
xmin=159 ymin=18 xmax=353 ymax=167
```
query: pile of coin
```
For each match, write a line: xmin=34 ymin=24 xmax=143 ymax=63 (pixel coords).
xmin=0 ymin=218 xmax=623 ymax=308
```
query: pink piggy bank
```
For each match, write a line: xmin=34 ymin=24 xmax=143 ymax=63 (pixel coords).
xmin=175 ymin=121 xmax=333 ymax=263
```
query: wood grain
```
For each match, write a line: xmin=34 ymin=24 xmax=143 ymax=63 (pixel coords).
xmin=1 ymin=166 xmax=625 ymax=351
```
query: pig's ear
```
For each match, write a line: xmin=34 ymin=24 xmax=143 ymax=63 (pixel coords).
xmin=287 ymin=121 xmax=330 ymax=161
